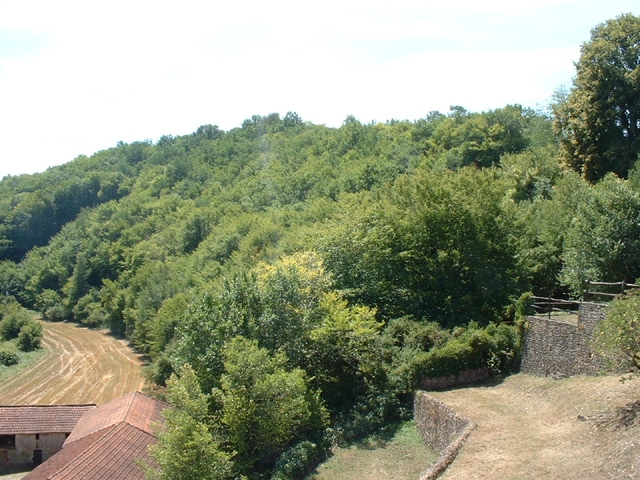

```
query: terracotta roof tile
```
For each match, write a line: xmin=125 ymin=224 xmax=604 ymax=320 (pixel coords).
xmin=0 ymin=405 xmax=95 ymax=435
xmin=22 ymin=430 xmax=106 ymax=480
xmin=125 ymin=391 xmax=165 ymax=434
xmin=24 ymin=392 xmax=168 ymax=480
xmin=65 ymin=392 xmax=165 ymax=445
xmin=52 ymin=423 xmax=156 ymax=480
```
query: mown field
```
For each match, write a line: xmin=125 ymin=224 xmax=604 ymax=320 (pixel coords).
xmin=0 ymin=320 xmax=145 ymax=405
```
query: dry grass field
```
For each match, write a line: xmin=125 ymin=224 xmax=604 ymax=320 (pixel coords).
xmin=433 ymin=374 xmax=640 ymax=480
xmin=0 ymin=320 xmax=145 ymax=405
xmin=0 ymin=472 xmax=29 ymax=479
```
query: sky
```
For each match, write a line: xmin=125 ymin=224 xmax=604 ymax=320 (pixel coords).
xmin=0 ymin=1 xmax=639 ymax=178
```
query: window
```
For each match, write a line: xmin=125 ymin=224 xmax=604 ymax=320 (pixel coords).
xmin=0 ymin=435 xmax=15 ymax=449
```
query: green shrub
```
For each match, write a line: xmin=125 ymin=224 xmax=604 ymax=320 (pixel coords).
xmin=413 ymin=322 xmax=521 ymax=379
xmin=45 ymin=304 xmax=68 ymax=322
xmin=271 ymin=440 xmax=323 ymax=480
xmin=593 ymin=292 xmax=640 ymax=371
xmin=72 ymin=289 xmax=105 ymax=327
xmin=0 ymin=305 xmax=31 ymax=340
xmin=144 ymin=353 xmax=174 ymax=387
xmin=514 ymin=292 xmax=535 ymax=320
xmin=0 ymin=347 xmax=19 ymax=366
xmin=35 ymin=289 xmax=63 ymax=316
xmin=17 ymin=322 xmax=43 ymax=351
xmin=382 ymin=317 xmax=449 ymax=351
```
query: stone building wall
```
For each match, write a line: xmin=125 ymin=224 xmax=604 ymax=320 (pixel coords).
xmin=520 ymin=303 xmax=606 ymax=377
xmin=0 ymin=433 xmax=68 ymax=470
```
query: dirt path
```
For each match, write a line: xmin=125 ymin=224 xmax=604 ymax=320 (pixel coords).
xmin=0 ymin=321 xmax=145 ymax=405
xmin=431 ymin=374 xmax=640 ymax=480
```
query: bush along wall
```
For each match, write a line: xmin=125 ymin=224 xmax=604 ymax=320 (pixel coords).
xmin=411 ymin=322 xmax=521 ymax=383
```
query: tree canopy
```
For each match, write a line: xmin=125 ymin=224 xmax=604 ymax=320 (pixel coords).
xmin=554 ymin=13 xmax=640 ymax=182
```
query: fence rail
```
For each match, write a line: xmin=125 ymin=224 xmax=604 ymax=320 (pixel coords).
xmin=583 ymin=280 xmax=640 ymax=301
xmin=531 ymin=296 xmax=581 ymax=319
xmin=531 ymin=280 xmax=640 ymax=319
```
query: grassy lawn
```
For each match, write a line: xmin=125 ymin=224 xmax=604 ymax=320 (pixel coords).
xmin=307 ymin=421 xmax=436 ymax=480
xmin=0 ymin=340 xmax=45 ymax=385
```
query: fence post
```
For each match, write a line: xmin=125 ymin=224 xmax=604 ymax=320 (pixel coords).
xmin=584 ymin=279 xmax=590 ymax=302
xmin=622 ymin=280 xmax=627 ymax=296
xmin=547 ymin=297 xmax=551 ymax=319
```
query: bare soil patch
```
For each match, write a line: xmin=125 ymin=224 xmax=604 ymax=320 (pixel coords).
xmin=0 ymin=320 xmax=145 ymax=405
xmin=432 ymin=373 xmax=640 ymax=480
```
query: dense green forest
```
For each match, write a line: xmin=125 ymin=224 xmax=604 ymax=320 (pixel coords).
xmin=1 ymin=13 xmax=639 ymax=480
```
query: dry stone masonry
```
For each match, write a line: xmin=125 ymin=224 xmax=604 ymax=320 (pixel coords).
xmin=520 ymin=303 xmax=606 ymax=378
xmin=414 ymin=391 xmax=475 ymax=480
xmin=412 ymin=303 xmax=608 ymax=479
xmin=419 ymin=368 xmax=491 ymax=391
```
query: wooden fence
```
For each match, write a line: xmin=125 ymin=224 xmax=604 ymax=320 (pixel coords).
xmin=583 ymin=280 xmax=639 ymax=301
xmin=531 ymin=280 xmax=640 ymax=319
xmin=530 ymin=297 xmax=580 ymax=319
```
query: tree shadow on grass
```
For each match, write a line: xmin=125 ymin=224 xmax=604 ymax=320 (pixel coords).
xmin=347 ymin=420 xmax=407 ymax=450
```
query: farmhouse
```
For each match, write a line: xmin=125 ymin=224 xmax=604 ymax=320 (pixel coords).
xmin=0 ymin=404 xmax=95 ymax=471
xmin=23 ymin=391 xmax=168 ymax=480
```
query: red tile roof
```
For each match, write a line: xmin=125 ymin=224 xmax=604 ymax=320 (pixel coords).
xmin=38 ymin=424 xmax=156 ymax=480
xmin=23 ymin=392 xmax=168 ymax=480
xmin=64 ymin=391 xmax=163 ymax=445
xmin=0 ymin=405 xmax=95 ymax=435
xmin=21 ymin=430 xmax=107 ymax=480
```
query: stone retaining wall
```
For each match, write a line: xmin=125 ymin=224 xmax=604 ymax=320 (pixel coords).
xmin=412 ymin=303 xmax=608 ymax=478
xmin=414 ymin=391 xmax=475 ymax=480
xmin=419 ymin=368 xmax=491 ymax=391
xmin=520 ymin=303 xmax=606 ymax=377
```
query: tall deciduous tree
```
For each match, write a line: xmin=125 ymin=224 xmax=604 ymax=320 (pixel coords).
xmin=319 ymin=167 xmax=520 ymax=325
xmin=554 ymin=14 xmax=640 ymax=182
xmin=216 ymin=337 xmax=327 ymax=475
xmin=145 ymin=365 xmax=233 ymax=480
xmin=559 ymin=174 xmax=640 ymax=296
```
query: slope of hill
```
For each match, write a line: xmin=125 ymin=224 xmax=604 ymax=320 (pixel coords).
xmin=3 ymin=106 xmax=640 ymax=478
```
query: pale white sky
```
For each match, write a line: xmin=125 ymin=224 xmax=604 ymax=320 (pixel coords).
xmin=0 ymin=0 xmax=638 ymax=178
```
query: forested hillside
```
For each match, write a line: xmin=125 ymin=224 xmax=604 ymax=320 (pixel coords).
xmin=1 ymin=13 xmax=639 ymax=480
